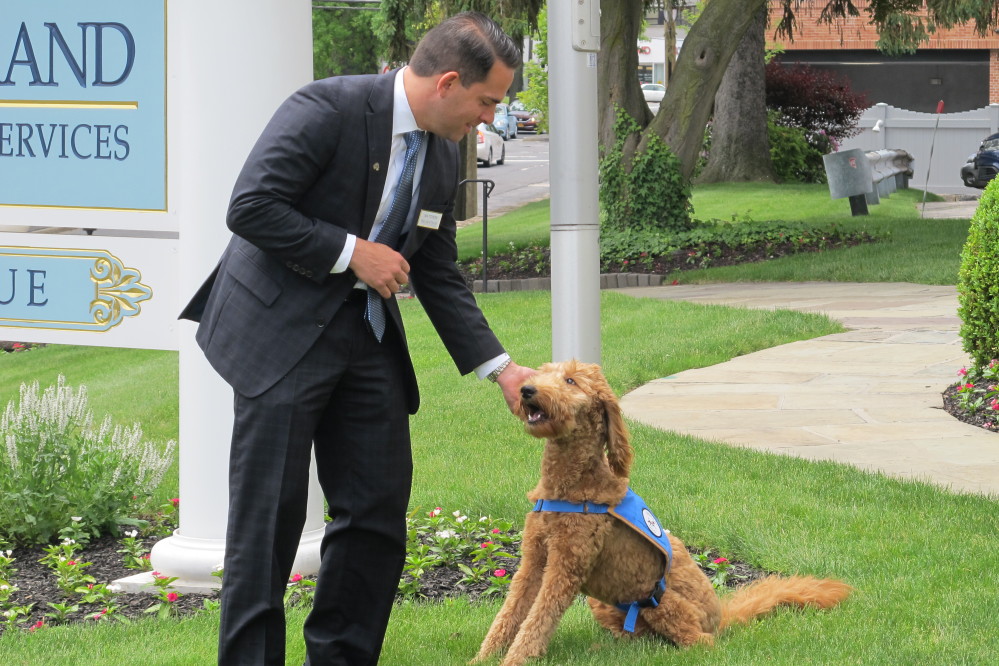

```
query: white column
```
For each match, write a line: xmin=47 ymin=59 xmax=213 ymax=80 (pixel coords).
xmin=119 ymin=0 xmax=324 ymax=593
xmin=548 ymin=0 xmax=602 ymax=364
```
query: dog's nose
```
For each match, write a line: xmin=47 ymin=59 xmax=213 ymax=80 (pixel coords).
xmin=520 ymin=385 xmax=536 ymax=400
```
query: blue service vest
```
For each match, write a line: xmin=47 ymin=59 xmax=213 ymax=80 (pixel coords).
xmin=532 ymin=488 xmax=673 ymax=632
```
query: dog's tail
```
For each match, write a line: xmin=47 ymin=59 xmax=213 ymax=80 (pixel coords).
xmin=718 ymin=575 xmax=851 ymax=631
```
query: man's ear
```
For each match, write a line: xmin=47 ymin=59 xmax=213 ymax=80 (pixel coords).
xmin=436 ymin=71 xmax=461 ymax=95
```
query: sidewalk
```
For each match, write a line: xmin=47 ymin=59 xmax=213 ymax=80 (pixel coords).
xmin=614 ymin=282 xmax=999 ymax=498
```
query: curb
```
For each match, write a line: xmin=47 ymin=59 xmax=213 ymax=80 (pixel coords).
xmin=471 ymin=273 xmax=668 ymax=293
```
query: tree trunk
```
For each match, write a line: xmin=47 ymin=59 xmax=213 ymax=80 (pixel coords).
xmin=598 ymin=0 xmax=651 ymax=157
xmin=454 ymin=134 xmax=477 ymax=221
xmin=697 ymin=7 xmax=775 ymax=183
xmin=638 ymin=0 xmax=767 ymax=181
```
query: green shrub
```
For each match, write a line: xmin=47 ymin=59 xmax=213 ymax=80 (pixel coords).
xmin=599 ymin=218 xmax=881 ymax=271
xmin=600 ymin=107 xmax=693 ymax=235
xmin=0 ymin=376 xmax=176 ymax=545
xmin=768 ymin=114 xmax=826 ymax=184
xmin=958 ymin=180 xmax=999 ymax=370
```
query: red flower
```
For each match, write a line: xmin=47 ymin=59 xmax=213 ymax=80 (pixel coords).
xmin=491 ymin=528 xmax=501 ymax=534
xmin=712 ymin=557 xmax=728 ymax=565
xmin=480 ymin=542 xmax=493 ymax=548
xmin=166 ymin=592 xmax=179 ymax=602
xmin=30 ymin=620 xmax=44 ymax=631
xmin=67 ymin=560 xmax=77 ymax=566
xmin=958 ymin=367 xmax=968 ymax=376
xmin=169 ymin=498 xmax=180 ymax=507
xmin=493 ymin=569 xmax=507 ymax=577
xmin=290 ymin=573 xmax=303 ymax=583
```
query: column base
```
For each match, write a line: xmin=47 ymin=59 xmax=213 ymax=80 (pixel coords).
xmin=115 ymin=526 xmax=325 ymax=594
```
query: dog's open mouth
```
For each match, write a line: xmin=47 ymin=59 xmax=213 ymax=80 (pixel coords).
xmin=524 ymin=403 xmax=548 ymax=425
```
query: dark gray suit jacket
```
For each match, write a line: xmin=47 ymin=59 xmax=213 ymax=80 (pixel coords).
xmin=180 ymin=71 xmax=505 ymax=413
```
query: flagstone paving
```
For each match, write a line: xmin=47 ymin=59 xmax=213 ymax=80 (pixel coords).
xmin=614 ymin=282 xmax=999 ymax=498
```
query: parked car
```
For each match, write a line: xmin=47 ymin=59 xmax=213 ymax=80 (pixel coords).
xmin=493 ymin=103 xmax=518 ymax=140
xmin=476 ymin=123 xmax=505 ymax=167
xmin=510 ymin=100 xmax=540 ymax=133
xmin=961 ymin=133 xmax=999 ymax=188
xmin=641 ymin=83 xmax=666 ymax=103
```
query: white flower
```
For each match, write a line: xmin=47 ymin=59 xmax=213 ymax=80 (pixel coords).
xmin=435 ymin=530 xmax=457 ymax=539
xmin=71 ymin=516 xmax=82 ymax=522
xmin=452 ymin=510 xmax=462 ymax=518
xmin=61 ymin=538 xmax=76 ymax=545
xmin=2 ymin=549 xmax=11 ymax=557
xmin=480 ymin=516 xmax=489 ymax=522
xmin=213 ymin=563 xmax=225 ymax=572
xmin=1 ymin=584 xmax=9 ymax=590
xmin=125 ymin=529 xmax=138 ymax=538
xmin=455 ymin=515 xmax=468 ymax=524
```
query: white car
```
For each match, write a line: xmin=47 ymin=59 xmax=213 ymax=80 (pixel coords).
xmin=476 ymin=123 xmax=505 ymax=168
xmin=641 ymin=83 xmax=666 ymax=103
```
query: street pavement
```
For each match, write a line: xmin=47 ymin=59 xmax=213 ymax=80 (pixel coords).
xmin=614 ymin=281 xmax=999 ymax=499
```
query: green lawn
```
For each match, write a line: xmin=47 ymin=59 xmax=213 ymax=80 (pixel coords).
xmin=2 ymin=184 xmax=994 ymax=664
xmin=456 ymin=183 xmax=970 ymax=286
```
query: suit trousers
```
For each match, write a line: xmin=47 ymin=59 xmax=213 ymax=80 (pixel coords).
xmin=218 ymin=293 xmax=413 ymax=665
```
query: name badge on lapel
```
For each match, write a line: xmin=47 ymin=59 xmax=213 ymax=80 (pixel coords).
xmin=417 ymin=210 xmax=443 ymax=230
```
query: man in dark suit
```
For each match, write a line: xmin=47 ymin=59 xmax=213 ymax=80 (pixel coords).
xmin=180 ymin=12 xmax=533 ymax=664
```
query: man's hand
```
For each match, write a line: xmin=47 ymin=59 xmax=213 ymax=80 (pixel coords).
xmin=349 ymin=238 xmax=410 ymax=298
xmin=495 ymin=361 xmax=536 ymax=414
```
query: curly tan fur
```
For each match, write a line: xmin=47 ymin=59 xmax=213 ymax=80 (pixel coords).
xmin=472 ymin=361 xmax=851 ymax=666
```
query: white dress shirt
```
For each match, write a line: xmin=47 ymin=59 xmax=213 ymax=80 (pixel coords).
xmin=330 ymin=68 xmax=508 ymax=380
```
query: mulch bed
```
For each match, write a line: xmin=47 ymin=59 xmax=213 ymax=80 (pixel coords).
xmin=2 ymin=534 xmax=771 ymax=636
xmin=455 ymin=239 xmax=876 ymax=287
xmin=941 ymin=382 xmax=999 ymax=432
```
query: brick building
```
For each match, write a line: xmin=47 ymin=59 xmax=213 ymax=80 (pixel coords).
xmin=768 ymin=1 xmax=999 ymax=113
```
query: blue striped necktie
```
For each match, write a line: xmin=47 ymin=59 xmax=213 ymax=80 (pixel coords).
xmin=365 ymin=129 xmax=425 ymax=342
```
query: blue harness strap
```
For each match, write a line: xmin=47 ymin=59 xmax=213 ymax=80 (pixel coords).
xmin=615 ymin=577 xmax=666 ymax=632
xmin=532 ymin=498 xmax=609 ymax=514
xmin=532 ymin=488 xmax=672 ymax=634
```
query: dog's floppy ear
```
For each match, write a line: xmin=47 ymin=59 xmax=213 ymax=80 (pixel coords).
xmin=601 ymin=387 xmax=633 ymax=478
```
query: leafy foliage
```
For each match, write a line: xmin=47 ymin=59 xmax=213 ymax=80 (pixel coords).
xmin=767 ymin=112 xmax=828 ymax=184
xmin=600 ymin=107 xmax=693 ymax=235
xmin=765 ymin=61 xmax=868 ymax=143
xmin=598 ymin=218 xmax=882 ymax=272
xmin=312 ymin=7 xmax=384 ymax=78
xmin=958 ymin=179 xmax=999 ymax=370
xmin=0 ymin=377 xmax=175 ymax=546
xmin=516 ymin=7 xmax=548 ymax=132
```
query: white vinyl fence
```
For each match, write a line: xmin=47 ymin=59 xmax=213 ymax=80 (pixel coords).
xmin=839 ymin=102 xmax=999 ymax=195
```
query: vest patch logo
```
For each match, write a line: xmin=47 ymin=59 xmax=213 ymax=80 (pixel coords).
xmin=642 ymin=508 xmax=662 ymax=537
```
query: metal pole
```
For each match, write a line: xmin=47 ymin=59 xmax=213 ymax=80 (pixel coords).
xmin=548 ymin=0 xmax=601 ymax=364
xmin=459 ymin=178 xmax=494 ymax=291
xmin=922 ymin=100 xmax=944 ymax=215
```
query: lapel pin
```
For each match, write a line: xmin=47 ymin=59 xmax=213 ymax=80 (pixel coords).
xmin=373 ymin=162 xmax=380 ymax=171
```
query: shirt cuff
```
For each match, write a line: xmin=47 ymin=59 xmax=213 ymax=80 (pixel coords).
xmin=475 ymin=353 xmax=511 ymax=381
xmin=330 ymin=234 xmax=357 ymax=273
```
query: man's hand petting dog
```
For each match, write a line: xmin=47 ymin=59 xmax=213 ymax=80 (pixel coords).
xmin=495 ymin=362 xmax=535 ymax=414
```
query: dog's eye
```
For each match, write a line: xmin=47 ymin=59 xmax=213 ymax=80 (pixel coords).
xmin=565 ymin=377 xmax=575 ymax=385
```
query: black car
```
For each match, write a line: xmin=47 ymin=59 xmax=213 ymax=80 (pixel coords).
xmin=961 ymin=133 xmax=999 ymax=188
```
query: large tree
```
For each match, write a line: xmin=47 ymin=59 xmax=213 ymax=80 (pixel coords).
xmin=384 ymin=1 xmax=999 ymax=181
xmin=689 ymin=5 xmax=776 ymax=183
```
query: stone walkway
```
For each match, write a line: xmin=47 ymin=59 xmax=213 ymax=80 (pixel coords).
xmin=614 ymin=282 xmax=999 ymax=498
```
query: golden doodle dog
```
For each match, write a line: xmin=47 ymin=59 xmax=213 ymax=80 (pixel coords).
xmin=473 ymin=360 xmax=851 ymax=666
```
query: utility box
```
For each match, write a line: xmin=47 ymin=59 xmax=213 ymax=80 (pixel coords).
xmin=823 ymin=149 xmax=874 ymax=215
